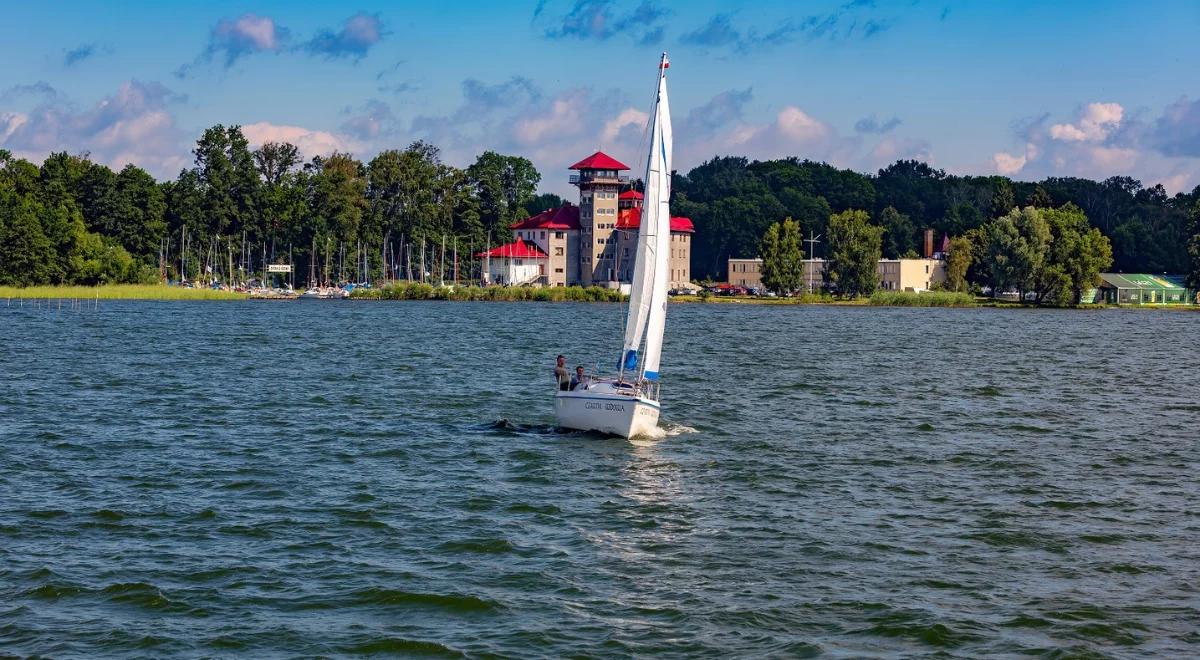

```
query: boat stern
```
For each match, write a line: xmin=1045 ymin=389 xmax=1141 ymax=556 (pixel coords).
xmin=554 ymin=388 xmax=660 ymax=438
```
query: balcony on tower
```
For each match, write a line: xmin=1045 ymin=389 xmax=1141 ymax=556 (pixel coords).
xmin=568 ymin=151 xmax=631 ymax=186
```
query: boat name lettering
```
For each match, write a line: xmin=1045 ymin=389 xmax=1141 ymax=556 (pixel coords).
xmin=583 ymin=401 xmax=626 ymax=412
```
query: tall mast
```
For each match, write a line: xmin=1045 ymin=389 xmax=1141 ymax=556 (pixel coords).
xmin=619 ymin=52 xmax=671 ymax=383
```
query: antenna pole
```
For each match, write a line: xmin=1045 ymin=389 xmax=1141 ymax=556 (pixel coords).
xmin=805 ymin=231 xmax=822 ymax=294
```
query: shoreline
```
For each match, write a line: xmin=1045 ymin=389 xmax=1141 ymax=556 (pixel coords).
xmin=2 ymin=284 xmax=1196 ymax=311
xmin=0 ymin=285 xmax=247 ymax=301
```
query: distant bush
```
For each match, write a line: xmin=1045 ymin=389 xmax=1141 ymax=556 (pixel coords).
xmin=793 ymin=291 xmax=834 ymax=304
xmin=353 ymin=283 xmax=625 ymax=302
xmin=868 ymin=290 xmax=977 ymax=307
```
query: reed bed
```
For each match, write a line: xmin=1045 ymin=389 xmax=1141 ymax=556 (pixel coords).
xmin=351 ymin=283 xmax=626 ymax=302
xmin=0 ymin=284 xmax=247 ymax=301
xmin=868 ymin=290 xmax=977 ymax=307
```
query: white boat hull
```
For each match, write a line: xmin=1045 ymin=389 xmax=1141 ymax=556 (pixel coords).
xmin=554 ymin=386 xmax=660 ymax=438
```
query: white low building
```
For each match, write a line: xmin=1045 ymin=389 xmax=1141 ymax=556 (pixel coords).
xmin=476 ymin=239 xmax=547 ymax=285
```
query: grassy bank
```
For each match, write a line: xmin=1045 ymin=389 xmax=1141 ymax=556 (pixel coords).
xmin=351 ymin=282 xmax=626 ymax=302
xmin=868 ymin=291 xmax=978 ymax=307
xmin=0 ymin=284 xmax=247 ymax=301
xmin=671 ymin=292 xmax=846 ymax=305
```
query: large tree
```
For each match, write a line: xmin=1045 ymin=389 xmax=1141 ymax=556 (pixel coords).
xmin=193 ymin=124 xmax=261 ymax=240
xmin=0 ymin=186 xmax=56 ymax=285
xmin=759 ymin=218 xmax=805 ymax=294
xmin=977 ymin=207 xmax=1050 ymax=299
xmin=945 ymin=236 xmax=973 ymax=292
xmin=1036 ymin=203 xmax=1113 ymax=304
xmin=466 ymin=151 xmax=540 ymax=239
xmin=109 ymin=164 xmax=167 ymax=264
xmin=824 ymin=209 xmax=883 ymax=297
xmin=879 ymin=205 xmax=917 ymax=258
xmin=306 ymin=152 xmax=366 ymax=282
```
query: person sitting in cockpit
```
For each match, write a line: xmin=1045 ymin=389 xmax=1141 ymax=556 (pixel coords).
xmin=570 ymin=366 xmax=590 ymax=390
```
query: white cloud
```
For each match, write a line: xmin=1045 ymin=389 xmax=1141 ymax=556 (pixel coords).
xmin=0 ymin=112 xmax=27 ymax=141
xmin=867 ymin=135 xmax=932 ymax=170
xmin=229 ymin=14 xmax=282 ymax=50
xmin=602 ymin=108 xmax=648 ymax=144
xmin=678 ymin=104 xmax=865 ymax=170
xmin=240 ymin=121 xmax=356 ymax=159
xmin=1048 ymin=102 xmax=1123 ymax=142
xmin=993 ymin=100 xmax=1200 ymax=193
xmin=992 ymin=151 xmax=1026 ymax=175
xmin=0 ymin=80 xmax=188 ymax=177
xmin=203 ymin=14 xmax=289 ymax=68
xmin=775 ymin=107 xmax=833 ymax=142
xmin=513 ymin=89 xmax=589 ymax=145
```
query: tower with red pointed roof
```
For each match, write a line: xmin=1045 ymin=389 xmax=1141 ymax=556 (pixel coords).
xmin=570 ymin=151 xmax=630 ymax=285
xmin=495 ymin=151 xmax=694 ymax=289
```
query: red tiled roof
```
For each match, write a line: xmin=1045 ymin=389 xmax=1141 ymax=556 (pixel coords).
xmin=510 ymin=204 xmax=581 ymax=230
xmin=474 ymin=239 xmax=548 ymax=259
xmin=569 ymin=151 xmax=630 ymax=171
xmin=671 ymin=216 xmax=695 ymax=233
xmin=618 ymin=190 xmax=644 ymax=200
xmin=616 ymin=207 xmax=695 ymax=233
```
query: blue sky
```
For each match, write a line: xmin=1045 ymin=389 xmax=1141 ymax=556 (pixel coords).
xmin=2 ymin=0 xmax=1198 ymax=195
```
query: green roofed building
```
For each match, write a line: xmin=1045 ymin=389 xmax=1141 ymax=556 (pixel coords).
xmin=1084 ymin=274 xmax=1196 ymax=305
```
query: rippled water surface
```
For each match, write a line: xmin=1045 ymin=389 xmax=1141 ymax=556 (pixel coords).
xmin=2 ymin=300 xmax=1198 ymax=657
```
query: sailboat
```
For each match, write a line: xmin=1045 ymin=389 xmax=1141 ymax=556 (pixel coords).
xmin=555 ymin=53 xmax=673 ymax=438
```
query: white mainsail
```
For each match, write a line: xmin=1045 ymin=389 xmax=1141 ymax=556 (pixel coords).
xmin=640 ymin=57 xmax=672 ymax=381
xmin=620 ymin=53 xmax=673 ymax=381
xmin=555 ymin=54 xmax=672 ymax=438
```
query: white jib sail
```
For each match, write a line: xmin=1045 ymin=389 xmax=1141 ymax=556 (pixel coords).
xmin=640 ymin=55 xmax=672 ymax=382
xmin=619 ymin=56 xmax=670 ymax=376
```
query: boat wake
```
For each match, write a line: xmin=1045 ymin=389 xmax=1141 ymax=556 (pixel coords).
xmin=483 ymin=419 xmax=697 ymax=442
xmin=660 ymin=423 xmax=698 ymax=437
xmin=482 ymin=419 xmax=595 ymax=438
xmin=630 ymin=422 xmax=698 ymax=443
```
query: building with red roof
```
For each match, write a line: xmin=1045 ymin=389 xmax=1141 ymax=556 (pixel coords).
xmin=475 ymin=239 xmax=549 ymax=285
xmin=611 ymin=204 xmax=693 ymax=286
xmin=511 ymin=204 xmax=581 ymax=231
xmin=494 ymin=152 xmax=695 ymax=289
xmin=506 ymin=204 xmax=581 ymax=286
xmin=569 ymin=151 xmax=630 ymax=171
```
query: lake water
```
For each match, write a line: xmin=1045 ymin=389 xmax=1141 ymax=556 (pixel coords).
xmin=1 ymin=300 xmax=1197 ymax=657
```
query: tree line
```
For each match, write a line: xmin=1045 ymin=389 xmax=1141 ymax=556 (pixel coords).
xmin=0 ymin=125 xmax=541 ymax=286
xmin=673 ymin=157 xmax=1200 ymax=289
xmin=759 ymin=203 xmax=1120 ymax=305
xmin=2 ymin=130 xmax=1199 ymax=291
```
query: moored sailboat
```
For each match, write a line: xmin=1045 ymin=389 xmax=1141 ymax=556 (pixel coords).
xmin=555 ymin=53 xmax=673 ymax=438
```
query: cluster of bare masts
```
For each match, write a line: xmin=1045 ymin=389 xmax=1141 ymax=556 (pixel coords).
xmin=157 ymin=227 xmax=488 ymax=291
xmin=6 ymin=297 xmax=99 ymax=312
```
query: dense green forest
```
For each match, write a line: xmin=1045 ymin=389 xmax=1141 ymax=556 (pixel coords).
xmin=1 ymin=124 xmax=1198 ymax=288
xmin=0 ymin=125 xmax=539 ymax=286
xmin=672 ymin=157 xmax=1200 ymax=282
